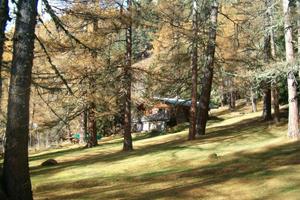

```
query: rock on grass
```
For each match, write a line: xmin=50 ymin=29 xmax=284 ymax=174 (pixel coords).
xmin=41 ymin=159 xmax=58 ymax=166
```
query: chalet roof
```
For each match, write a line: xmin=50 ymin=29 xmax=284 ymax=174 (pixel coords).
xmin=154 ymin=97 xmax=191 ymax=107
xmin=153 ymin=97 xmax=219 ymax=109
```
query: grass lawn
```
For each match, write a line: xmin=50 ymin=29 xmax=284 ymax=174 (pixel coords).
xmin=30 ymin=104 xmax=300 ymax=200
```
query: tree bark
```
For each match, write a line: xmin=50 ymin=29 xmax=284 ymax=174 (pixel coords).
xmin=197 ymin=0 xmax=218 ymax=136
xmin=263 ymin=7 xmax=272 ymax=58
xmin=283 ymin=0 xmax=295 ymax=62
xmin=229 ymin=89 xmax=236 ymax=110
xmin=227 ymin=78 xmax=236 ymax=111
xmin=287 ymin=72 xmax=299 ymax=138
xmin=282 ymin=0 xmax=299 ymax=139
xmin=45 ymin=133 xmax=49 ymax=148
xmin=250 ymin=88 xmax=257 ymax=112
xmin=262 ymin=85 xmax=272 ymax=121
xmin=262 ymin=0 xmax=273 ymax=121
xmin=0 ymin=0 xmax=8 ymax=113
xmin=2 ymin=0 xmax=38 ymax=199
xmin=267 ymin=0 xmax=280 ymax=123
xmin=83 ymin=107 xmax=88 ymax=143
xmin=189 ymin=0 xmax=198 ymax=140
xmin=86 ymin=18 xmax=98 ymax=148
xmin=297 ymin=1 xmax=300 ymax=67
xmin=123 ymin=0 xmax=133 ymax=151
xmin=220 ymin=79 xmax=226 ymax=107
xmin=37 ymin=131 xmax=40 ymax=149
xmin=272 ymin=84 xmax=280 ymax=123
xmin=86 ymin=103 xmax=97 ymax=147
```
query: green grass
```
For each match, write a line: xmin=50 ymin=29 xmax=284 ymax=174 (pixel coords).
xmin=29 ymin=104 xmax=300 ymax=200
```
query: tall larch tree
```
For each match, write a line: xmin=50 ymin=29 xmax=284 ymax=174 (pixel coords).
xmin=262 ymin=0 xmax=272 ymax=121
xmin=123 ymin=0 xmax=133 ymax=151
xmin=282 ymin=0 xmax=299 ymax=139
xmin=2 ymin=0 xmax=39 ymax=199
xmin=197 ymin=0 xmax=219 ymax=135
xmin=269 ymin=0 xmax=280 ymax=123
xmin=189 ymin=0 xmax=198 ymax=140
xmin=86 ymin=15 xmax=98 ymax=148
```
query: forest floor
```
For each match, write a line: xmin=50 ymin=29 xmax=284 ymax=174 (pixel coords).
xmin=30 ymin=103 xmax=300 ymax=200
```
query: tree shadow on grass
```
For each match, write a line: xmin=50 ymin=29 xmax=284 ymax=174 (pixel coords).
xmin=30 ymin=105 xmax=282 ymax=169
xmin=29 ymin=138 xmax=125 ymax=163
xmin=30 ymin=138 xmax=187 ymax=177
xmin=29 ymin=147 xmax=86 ymax=162
xmin=30 ymin=115 xmax=285 ymax=180
xmin=211 ymin=101 xmax=248 ymax=117
xmin=134 ymin=140 xmax=300 ymax=200
xmin=33 ymin=139 xmax=300 ymax=200
xmin=196 ymin=115 xmax=285 ymax=146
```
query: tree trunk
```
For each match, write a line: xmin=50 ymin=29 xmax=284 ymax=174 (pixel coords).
xmin=282 ymin=0 xmax=299 ymax=139
xmin=283 ymin=0 xmax=295 ymax=62
xmin=272 ymin=84 xmax=280 ymax=123
xmin=220 ymin=79 xmax=226 ymax=107
xmin=227 ymin=78 xmax=236 ymax=110
xmin=0 ymin=0 xmax=8 ymax=113
xmin=37 ymin=131 xmax=40 ymax=149
xmin=250 ymin=88 xmax=257 ymax=112
xmin=86 ymin=103 xmax=97 ymax=147
xmin=297 ymin=1 xmax=300 ymax=68
xmin=86 ymin=18 xmax=98 ymax=148
xmin=264 ymin=0 xmax=276 ymax=59
xmin=45 ymin=133 xmax=49 ymax=148
xmin=197 ymin=0 xmax=218 ymax=136
xmin=189 ymin=0 xmax=198 ymax=140
xmin=287 ymin=72 xmax=299 ymax=138
xmin=123 ymin=0 xmax=133 ymax=151
xmin=229 ymin=89 xmax=236 ymax=110
xmin=83 ymin=107 xmax=88 ymax=143
xmin=2 ymin=0 xmax=38 ymax=199
xmin=262 ymin=0 xmax=272 ymax=121
xmin=262 ymin=85 xmax=272 ymax=121
xmin=221 ymin=94 xmax=226 ymax=107
xmin=267 ymin=0 xmax=280 ymax=123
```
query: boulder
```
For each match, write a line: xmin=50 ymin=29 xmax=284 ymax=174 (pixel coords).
xmin=41 ymin=159 xmax=58 ymax=166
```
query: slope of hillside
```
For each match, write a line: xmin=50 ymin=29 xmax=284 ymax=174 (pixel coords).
xmin=30 ymin=104 xmax=300 ymax=200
